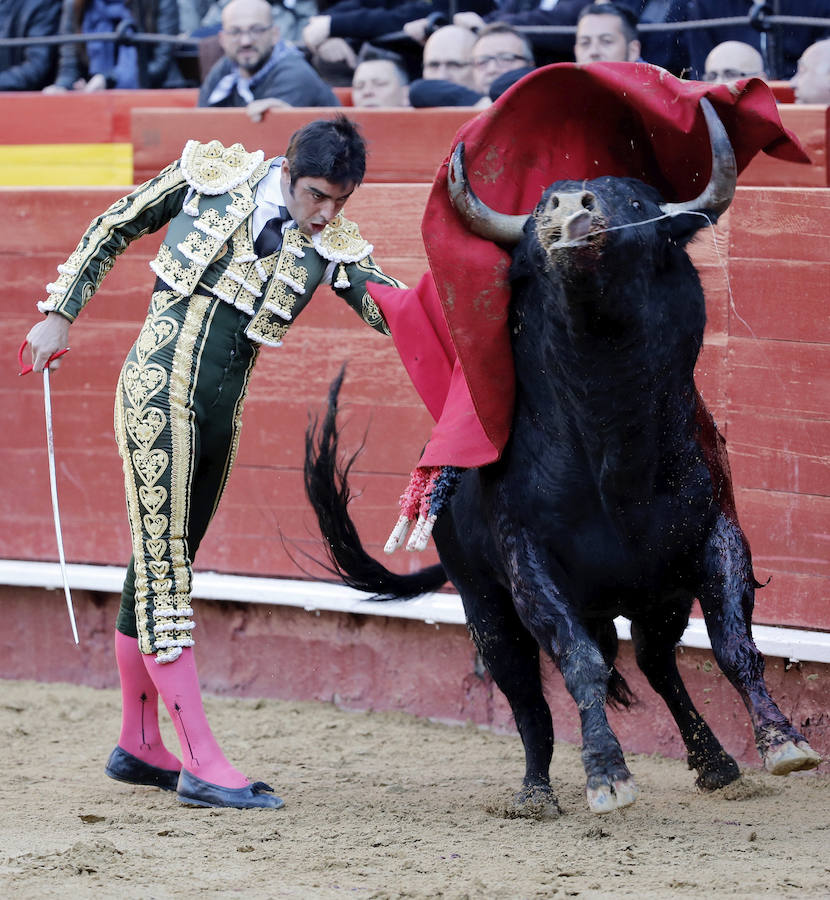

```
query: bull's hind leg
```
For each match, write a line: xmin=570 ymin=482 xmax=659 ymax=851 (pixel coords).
xmin=506 ymin=535 xmax=637 ymax=814
xmin=698 ymin=513 xmax=821 ymax=774
xmin=630 ymin=606 xmax=740 ymax=790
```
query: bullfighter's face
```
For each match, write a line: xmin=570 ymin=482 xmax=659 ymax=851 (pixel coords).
xmin=281 ymin=160 xmax=355 ymax=236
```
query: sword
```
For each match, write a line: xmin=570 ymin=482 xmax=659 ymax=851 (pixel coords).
xmin=19 ymin=340 xmax=78 ymax=644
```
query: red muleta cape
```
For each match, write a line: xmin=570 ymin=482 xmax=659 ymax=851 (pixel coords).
xmin=370 ymin=62 xmax=809 ymax=469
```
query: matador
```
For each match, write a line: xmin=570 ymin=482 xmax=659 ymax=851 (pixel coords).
xmin=24 ymin=115 xmax=404 ymax=809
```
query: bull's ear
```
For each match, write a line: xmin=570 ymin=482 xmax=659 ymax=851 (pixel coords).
xmin=666 ymin=208 xmax=720 ymax=246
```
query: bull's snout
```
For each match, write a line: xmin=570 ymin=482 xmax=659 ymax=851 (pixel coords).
xmin=536 ymin=190 xmax=604 ymax=250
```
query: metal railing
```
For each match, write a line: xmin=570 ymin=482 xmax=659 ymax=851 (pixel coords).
xmin=1 ymin=11 xmax=828 ymax=82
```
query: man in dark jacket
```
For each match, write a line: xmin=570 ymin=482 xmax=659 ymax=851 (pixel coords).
xmin=199 ymin=0 xmax=338 ymax=116
xmin=0 ymin=0 xmax=61 ymax=91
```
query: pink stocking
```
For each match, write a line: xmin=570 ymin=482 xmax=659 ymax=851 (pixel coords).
xmin=142 ymin=646 xmax=249 ymax=788
xmin=114 ymin=631 xmax=181 ymax=771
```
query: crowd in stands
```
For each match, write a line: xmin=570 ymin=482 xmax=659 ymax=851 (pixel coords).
xmin=0 ymin=0 xmax=828 ymax=106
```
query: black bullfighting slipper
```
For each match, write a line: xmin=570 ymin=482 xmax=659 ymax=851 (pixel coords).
xmin=176 ymin=770 xmax=285 ymax=810
xmin=105 ymin=746 xmax=180 ymax=792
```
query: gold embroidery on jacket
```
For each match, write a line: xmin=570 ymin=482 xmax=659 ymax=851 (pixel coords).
xmin=263 ymin=276 xmax=299 ymax=321
xmin=361 ymin=293 xmax=391 ymax=335
xmin=246 ymin=315 xmax=290 ymax=347
xmin=150 ymin=244 xmax=197 ymax=296
xmin=42 ymin=163 xmax=186 ymax=317
xmin=314 ymin=214 xmax=372 ymax=262
xmin=180 ymin=140 xmax=265 ymax=195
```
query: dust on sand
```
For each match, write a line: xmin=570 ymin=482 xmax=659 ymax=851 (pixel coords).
xmin=2 ymin=679 xmax=828 ymax=899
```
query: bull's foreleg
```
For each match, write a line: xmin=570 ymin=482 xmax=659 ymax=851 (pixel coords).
xmin=630 ymin=607 xmax=740 ymax=790
xmin=507 ymin=534 xmax=637 ymax=814
xmin=697 ymin=513 xmax=821 ymax=775
xmin=464 ymin=588 xmax=557 ymax=804
xmin=437 ymin=525 xmax=557 ymax=812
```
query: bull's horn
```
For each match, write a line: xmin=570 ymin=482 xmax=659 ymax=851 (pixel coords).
xmin=659 ymin=97 xmax=737 ymax=220
xmin=447 ymin=142 xmax=529 ymax=244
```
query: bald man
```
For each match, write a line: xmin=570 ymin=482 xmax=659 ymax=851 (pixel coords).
xmin=422 ymin=25 xmax=478 ymax=91
xmin=199 ymin=0 xmax=338 ymax=118
xmin=704 ymin=41 xmax=766 ymax=83
xmin=791 ymin=39 xmax=830 ymax=104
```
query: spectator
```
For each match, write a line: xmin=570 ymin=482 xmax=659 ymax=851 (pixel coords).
xmin=303 ymin=2 xmax=495 ymax=52
xmin=199 ymin=0 xmax=338 ymax=116
xmin=449 ymin=0 xmax=649 ymax=68
xmin=791 ymin=38 xmax=830 ymax=104
xmin=703 ymin=40 xmax=766 ymax=84
xmin=574 ymin=2 xmax=640 ymax=64
xmin=351 ymin=47 xmax=409 ymax=107
xmin=421 ymin=23 xmax=477 ymax=89
xmin=44 ymin=0 xmax=180 ymax=92
xmin=470 ymin=22 xmax=534 ymax=96
xmin=302 ymin=3 xmax=496 ymax=82
xmin=409 ymin=23 xmax=481 ymax=107
xmin=0 ymin=0 xmax=62 ymax=91
xmin=409 ymin=22 xmax=533 ymax=108
xmin=683 ymin=1 xmax=830 ymax=81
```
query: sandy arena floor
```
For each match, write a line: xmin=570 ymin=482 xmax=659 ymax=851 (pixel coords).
xmin=1 ymin=678 xmax=828 ymax=899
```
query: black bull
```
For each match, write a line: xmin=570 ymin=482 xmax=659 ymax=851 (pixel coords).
xmin=304 ymin=100 xmax=821 ymax=815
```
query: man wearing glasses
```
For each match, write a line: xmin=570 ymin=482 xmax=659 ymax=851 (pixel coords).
xmin=471 ymin=23 xmax=535 ymax=96
xmin=411 ymin=22 xmax=533 ymax=107
xmin=703 ymin=41 xmax=766 ymax=84
xmin=199 ymin=0 xmax=338 ymax=118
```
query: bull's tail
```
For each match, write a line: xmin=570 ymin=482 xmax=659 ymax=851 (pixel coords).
xmin=304 ymin=368 xmax=448 ymax=600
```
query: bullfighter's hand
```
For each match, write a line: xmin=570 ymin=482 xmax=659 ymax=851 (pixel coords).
xmin=26 ymin=312 xmax=71 ymax=373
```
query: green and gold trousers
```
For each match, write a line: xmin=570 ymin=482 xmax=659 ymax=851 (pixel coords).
xmin=114 ymin=288 xmax=259 ymax=662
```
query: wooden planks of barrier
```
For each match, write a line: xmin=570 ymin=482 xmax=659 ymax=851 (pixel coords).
xmin=0 ymin=89 xmax=199 ymax=187
xmin=130 ymin=107 xmax=476 ymax=184
xmin=739 ymin=104 xmax=830 ymax=187
xmin=1 ymin=184 xmax=828 ymax=632
xmin=0 ymin=89 xmax=198 ymax=144
xmin=130 ymin=103 xmax=830 ymax=188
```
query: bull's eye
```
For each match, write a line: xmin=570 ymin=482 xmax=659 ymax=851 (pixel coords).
xmin=631 ymin=200 xmax=642 ymax=211
xmin=581 ymin=192 xmax=596 ymax=210
xmin=550 ymin=196 xmax=559 ymax=209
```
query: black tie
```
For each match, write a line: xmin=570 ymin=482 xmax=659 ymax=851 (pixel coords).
xmin=254 ymin=206 xmax=289 ymax=257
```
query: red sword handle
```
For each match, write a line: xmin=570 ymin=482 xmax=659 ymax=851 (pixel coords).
xmin=18 ymin=339 xmax=70 ymax=376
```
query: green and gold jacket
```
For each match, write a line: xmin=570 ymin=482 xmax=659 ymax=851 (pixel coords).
xmin=39 ymin=140 xmax=403 ymax=346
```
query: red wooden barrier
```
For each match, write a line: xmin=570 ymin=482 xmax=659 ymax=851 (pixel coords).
xmin=0 ymin=89 xmax=198 ymax=144
xmin=130 ymin=107 xmax=477 ymax=184
xmin=128 ymin=103 xmax=830 ymax=188
xmin=768 ymin=81 xmax=795 ymax=103
xmin=1 ymin=184 xmax=828 ymax=634
xmin=739 ymin=104 xmax=830 ymax=187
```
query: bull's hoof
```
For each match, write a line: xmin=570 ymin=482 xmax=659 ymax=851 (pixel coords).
xmin=487 ymin=784 xmax=562 ymax=820
xmin=586 ymin=777 xmax=638 ymax=815
xmin=764 ymin=740 xmax=822 ymax=776
xmin=514 ymin=784 xmax=563 ymax=820
xmin=694 ymin=754 xmax=741 ymax=792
